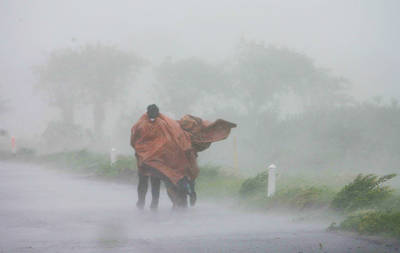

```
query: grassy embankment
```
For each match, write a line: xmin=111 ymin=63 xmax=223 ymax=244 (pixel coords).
xmin=29 ymin=149 xmax=400 ymax=239
xmin=241 ymin=170 xmax=400 ymax=238
xmin=37 ymin=149 xmax=244 ymax=197
xmin=38 ymin=149 xmax=137 ymax=182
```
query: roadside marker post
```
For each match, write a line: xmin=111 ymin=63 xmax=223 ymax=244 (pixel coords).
xmin=267 ymin=164 xmax=277 ymax=197
xmin=110 ymin=148 xmax=117 ymax=166
xmin=11 ymin=136 xmax=16 ymax=155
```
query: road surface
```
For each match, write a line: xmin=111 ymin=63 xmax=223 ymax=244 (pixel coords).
xmin=0 ymin=161 xmax=398 ymax=253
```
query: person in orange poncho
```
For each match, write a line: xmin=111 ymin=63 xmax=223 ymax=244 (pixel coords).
xmin=131 ymin=104 xmax=236 ymax=209
xmin=131 ymin=104 xmax=194 ymax=210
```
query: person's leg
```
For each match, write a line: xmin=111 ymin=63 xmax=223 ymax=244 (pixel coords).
xmin=149 ymin=168 xmax=186 ymax=208
xmin=166 ymin=186 xmax=187 ymax=209
xmin=166 ymin=187 xmax=176 ymax=209
xmin=178 ymin=192 xmax=188 ymax=208
xmin=150 ymin=176 xmax=161 ymax=210
xmin=189 ymin=180 xmax=197 ymax=206
xmin=142 ymin=163 xmax=189 ymax=209
xmin=137 ymin=172 xmax=149 ymax=210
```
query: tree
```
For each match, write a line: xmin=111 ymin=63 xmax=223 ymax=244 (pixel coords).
xmin=221 ymin=41 xmax=353 ymax=164
xmin=154 ymin=41 xmax=350 ymax=119
xmin=152 ymin=40 xmax=354 ymax=168
xmin=74 ymin=44 xmax=144 ymax=135
xmin=154 ymin=57 xmax=228 ymax=117
xmin=35 ymin=48 xmax=86 ymax=124
xmin=36 ymin=44 xmax=145 ymax=136
xmin=230 ymin=40 xmax=352 ymax=112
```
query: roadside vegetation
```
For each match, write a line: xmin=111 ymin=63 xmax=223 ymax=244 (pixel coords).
xmin=338 ymin=210 xmax=400 ymax=238
xmin=237 ymin=169 xmax=399 ymax=238
xmin=328 ymin=174 xmax=400 ymax=238
xmin=38 ymin=150 xmax=137 ymax=183
xmin=37 ymin=151 xmax=244 ymax=199
xmin=331 ymin=174 xmax=396 ymax=213
xmin=237 ymin=171 xmax=337 ymax=210
xmin=196 ymin=165 xmax=244 ymax=200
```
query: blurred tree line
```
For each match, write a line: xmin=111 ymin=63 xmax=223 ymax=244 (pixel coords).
xmin=35 ymin=44 xmax=144 ymax=150
xmin=35 ymin=41 xmax=400 ymax=173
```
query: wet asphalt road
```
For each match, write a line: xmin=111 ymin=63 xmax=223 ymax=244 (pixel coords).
xmin=0 ymin=161 xmax=398 ymax=253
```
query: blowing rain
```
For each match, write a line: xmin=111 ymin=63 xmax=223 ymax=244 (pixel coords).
xmin=0 ymin=1 xmax=399 ymax=252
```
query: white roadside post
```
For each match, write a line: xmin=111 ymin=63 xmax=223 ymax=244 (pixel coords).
xmin=110 ymin=148 xmax=117 ymax=166
xmin=267 ymin=164 xmax=277 ymax=197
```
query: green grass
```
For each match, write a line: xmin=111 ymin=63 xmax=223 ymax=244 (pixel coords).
xmin=268 ymin=186 xmax=336 ymax=209
xmin=237 ymin=170 xmax=337 ymax=210
xmin=238 ymin=185 xmax=336 ymax=210
xmin=196 ymin=164 xmax=244 ymax=199
xmin=39 ymin=149 xmax=137 ymax=179
xmin=338 ymin=210 xmax=400 ymax=238
xmin=41 ymin=149 xmax=108 ymax=169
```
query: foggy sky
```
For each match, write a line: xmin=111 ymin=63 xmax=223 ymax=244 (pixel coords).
xmin=1 ymin=0 xmax=399 ymax=137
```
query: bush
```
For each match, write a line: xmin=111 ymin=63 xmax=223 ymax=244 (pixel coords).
xmin=239 ymin=171 xmax=268 ymax=197
xmin=340 ymin=210 xmax=400 ymax=238
xmin=331 ymin=174 xmax=396 ymax=212
xmin=271 ymin=186 xmax=335 ymax=209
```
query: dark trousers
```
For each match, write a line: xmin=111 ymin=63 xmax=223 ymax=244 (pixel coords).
xmin=137 ymin=164 xmax=175 ymax=209
xmin=137 ymin=164 xmax=196 ymax=209
xmin=137 ymin=173 xmax=160 ymax=209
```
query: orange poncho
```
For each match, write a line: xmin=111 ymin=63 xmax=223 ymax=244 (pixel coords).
xmin=131 ymin=113 xmax=236 ymax=185
xmin=178 ymin=115 xmax=237 ymax=152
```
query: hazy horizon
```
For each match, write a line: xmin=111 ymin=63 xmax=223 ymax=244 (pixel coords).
xmin=1 ymin=0 xmax=399 ymax=138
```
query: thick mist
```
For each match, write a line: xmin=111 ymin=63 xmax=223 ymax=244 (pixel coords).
xmin=1 ymin=2 xmax=400 ymax=252
xmin=1 ymin=0 xmax=399 ymax=172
